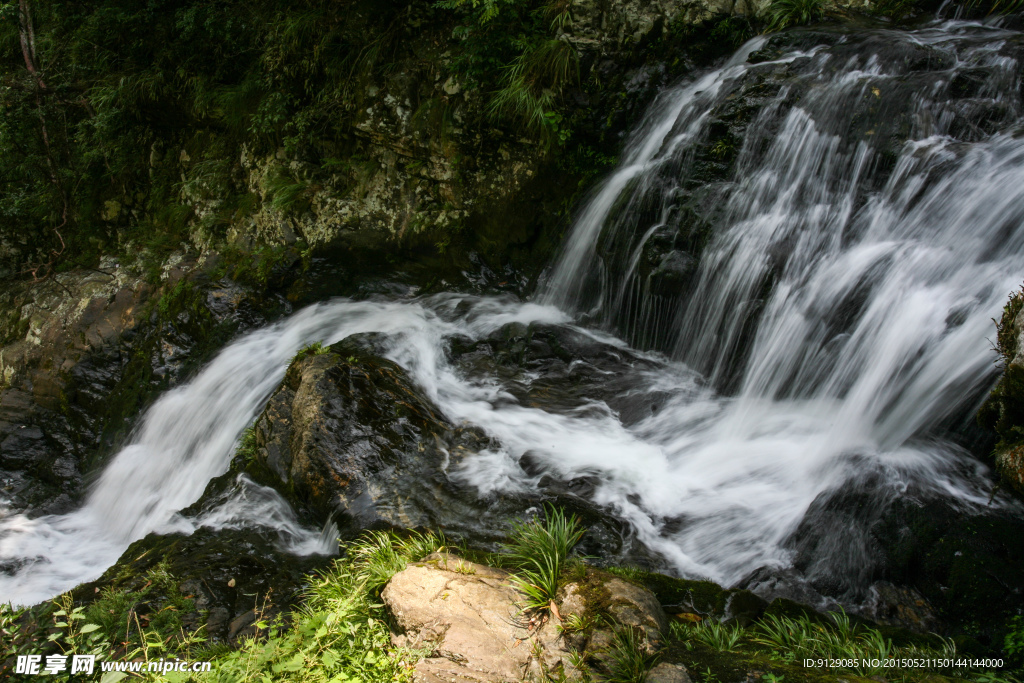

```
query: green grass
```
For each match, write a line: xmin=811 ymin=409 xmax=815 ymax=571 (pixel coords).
xmin=0 ymin=530 xmax=445 ymax=682
xmin=605 ymin=565 xmax=651 ymax=583
xmin=764 ymin=0 xmax=827 ymax=31
xmin=675 ymin=619 xmax=744 ymax=652
xmin=670 ymin=609 xmax=963 ymax=679
xmin=289 ymin=341 xmax=332 ymax=368
xmin=501 ymin=505 xmax=585 ymax=612
xmin=489 ymin=38 xmax=578 ymax=144
xmin=345 ymin=529 xmax=446 ymax=593
xmin=606 ymin=625 xmax=660 ymax=683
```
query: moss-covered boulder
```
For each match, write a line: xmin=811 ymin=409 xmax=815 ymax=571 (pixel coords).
xmin=246 ymin=334 xmax=504 ymax=533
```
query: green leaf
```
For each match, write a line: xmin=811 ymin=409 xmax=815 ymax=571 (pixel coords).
xmin=282 ymin=653 xmax=305 ymax=671
xmin=100 ymin=672 xmax=129 ymax=683
xmin=79 ymin=623 xmax=101 ymax=633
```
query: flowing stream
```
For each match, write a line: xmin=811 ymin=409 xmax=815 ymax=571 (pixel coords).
xmin=4 ymin=19 xmax=1024 ymax=606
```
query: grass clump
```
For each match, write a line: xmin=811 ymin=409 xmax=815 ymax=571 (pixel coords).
xmin=289 ymin=341 xmax=332 ymax=367
xmin=605 ymin=565 xmax=651 ymax=583
xmin=606 ymin=626 xmax=660 ymax=683
xmin=669 ymin=608 xmax=965 ymax=679
xmin=501 ymin=505 xmax=584 ymax=612
xmin=764 ymin=0 xmax=827 ymax=31
xmin=674 ymin=619 xmax=745 ymax=652
xmin=345 ymin=529 xmax=446 ymax=594
xmin=489 ymin=38 xmax=579 ymax=145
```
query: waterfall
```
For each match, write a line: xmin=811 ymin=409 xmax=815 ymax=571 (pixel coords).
xmin=4 ymin=19 xmax=1024 ymax=607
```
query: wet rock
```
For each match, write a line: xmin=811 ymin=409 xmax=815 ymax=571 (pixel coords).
xmin=0 ymin=255 xmax=270 ymax=518
xmin=228 ymin=609 xmax=259 ymax=642
xmin=248 ymin=335 xmax=494 ymax=530
xmin=643 ymin=572 xmax=769 ymax=625
xmin=557 ymin=567 xmax=670 ymax=659
xmin=979 ymin=297 xmax=1024 ymax=496
xmin=604 ymin=577 xmax=671 ymax=649
xmin=71 ymin=525 xmax=324 ymax=644
xmin=871 ymin=494 xmax=1024 ymax=646
xmin=863 ymin=581 xmax=940 ymax=634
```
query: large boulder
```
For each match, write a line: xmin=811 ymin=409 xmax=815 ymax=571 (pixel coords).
xmin=248 ymin=336 xmax=492 ymax=531
xmin=382 ymin=553 xmax=671 ymax=683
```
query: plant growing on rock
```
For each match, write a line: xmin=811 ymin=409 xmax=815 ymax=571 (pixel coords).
xmin=489 ymin=38 xmax=579 ymax=145
xmin=764 ymin=0 xmax=827 ymax=31
xmin=606 ymin=625 xmax=660 ymax=683
xmin=501 ymin=505 xmax=584 ymax=612
xmin=288 ymin=340 xmax=332 ymax=367
xmin=605 ymin=565 xmax=650 ymax=582
xmin=345 ymin=529 xmax=446 ymax=594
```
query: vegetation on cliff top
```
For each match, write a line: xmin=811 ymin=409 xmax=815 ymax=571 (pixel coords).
xmin=0 ymin=0 xmax=632 ymax=282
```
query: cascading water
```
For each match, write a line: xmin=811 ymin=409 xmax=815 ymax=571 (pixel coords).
xmin=4 ymin=19 xmax=1024 ymax=609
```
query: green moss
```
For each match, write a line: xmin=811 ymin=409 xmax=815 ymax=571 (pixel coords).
xmin=639 ymin=573 xmax=729 ymax=615
xmin=979 ymin=284 xmax=1024 ymax=496
xmin=0 ymin=306 xmax=30 ymax=346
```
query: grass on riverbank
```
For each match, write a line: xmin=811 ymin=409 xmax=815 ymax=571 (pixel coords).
xmin=2 ymin=511 xmax=1023 ymax=683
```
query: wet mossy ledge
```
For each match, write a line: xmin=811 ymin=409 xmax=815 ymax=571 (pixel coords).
xmin=2 ymin=513 xmax=1022 ymax=683
xmin=979 ymin=285 xmax=1024 ymax=496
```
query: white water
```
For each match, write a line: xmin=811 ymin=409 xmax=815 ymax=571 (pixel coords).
xmin=4 ymin=20 xmax=1024 ymax=606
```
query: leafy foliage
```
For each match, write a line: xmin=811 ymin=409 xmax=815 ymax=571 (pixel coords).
xmin=676 ymin=619 xmax=744 ymax=652
xmin=1007 ymin=616 xmax=1024 ymax=665
xmin=1 ymin=530 xmax=444 ymax=682
xmin=489 ymin=38 xmax=578 ymax=143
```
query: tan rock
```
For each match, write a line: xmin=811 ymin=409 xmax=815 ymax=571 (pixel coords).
xmin=605 ymin=577 xmax=669 ymax=649
xmin=382 ymin=553 xmax=573 ymax=683
xmin=646 ymin=663 xmax=692 ymax=683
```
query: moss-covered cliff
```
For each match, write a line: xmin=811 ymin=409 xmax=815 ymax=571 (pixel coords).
xmin=0 ymin=0 xmax=775 ymax=286
xmin=978 ymin=286 xmax=1024 ymax=495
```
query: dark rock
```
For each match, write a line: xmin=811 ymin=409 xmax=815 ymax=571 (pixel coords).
xmin=0 ymin=262 xmax=265 ymax=519
xmin=248 ymin=336 xmax=497 ymax=532
xmin=71 ymin=525 xmax=324 ymax=644
xmin=863 ymin=581 xmax=940 ymax=633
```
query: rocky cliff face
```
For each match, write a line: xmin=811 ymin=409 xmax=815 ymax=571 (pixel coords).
xmin=0 ymin=256 xmax=268 ymax=517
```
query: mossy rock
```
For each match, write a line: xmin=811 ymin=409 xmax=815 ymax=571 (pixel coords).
xmin=639 ymin=572 xmax=768 ymax=626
